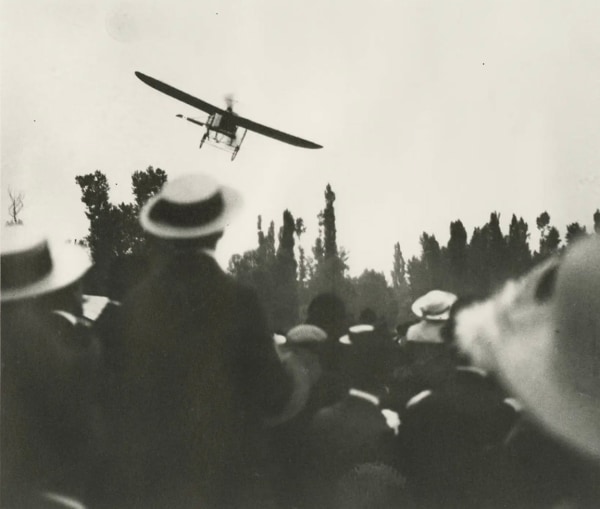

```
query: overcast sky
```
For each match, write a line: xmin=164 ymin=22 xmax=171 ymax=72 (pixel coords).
xmin=2 ymin=0 xmax=599 ymax=276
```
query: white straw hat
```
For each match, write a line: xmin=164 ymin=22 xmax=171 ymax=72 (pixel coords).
xmin=287 ymin=324 xmax=328 ymax=345
xmin=139 ymin=174 xmax=243 ymax=239
xmin=455 ymin=235 xmax=600 ymax=459
xmin=411 ymin=290 xmax=457 ymax=321
xmin=1 ymin=226 xmax=91 ymax=302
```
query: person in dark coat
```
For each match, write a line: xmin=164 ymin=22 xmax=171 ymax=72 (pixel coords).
xmin=302 ymin=324 xmax=400 ymax=508
xmin=397 ymin=368 xmax=517 ymax=508
xmin=93 ymin=174 xmax=306 ymax=509
xmin=268 ymin=295 xmax=350 ymax=509
xmin=388 ymin=290 xmax=458 ymax=410
xmin=1 ymin=225 xmax=100 ymax=509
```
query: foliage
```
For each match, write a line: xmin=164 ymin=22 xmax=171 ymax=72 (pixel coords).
xmin=565 ymin=222 xmax=587 ymax=245
xmin=229 ymin=211 xmax=301 ymax=332
xmin=391 ymin=242 xmax=411 ymax=322
xmin=273 ymin=210 xmax=300 ymax=330
xmin=75 ymin=167 xmax=597 ymax=332
xmin=75 ymin=167 xmax=167 ymax=295
xmin=445 ymin=220 xmax=469 ymax=295
xmin=348 ymin=269 xmax=399 ymax=328
xmin=506 ymin=215 xmax=532 ymax=278
xmin=307 ymin=184 xmax=349 ymax=297
xmin=536 ymin=211 xmax=561 ymax=260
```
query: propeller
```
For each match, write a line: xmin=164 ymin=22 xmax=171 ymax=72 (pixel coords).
xmin=224 ymin=94 xmax=236 ymax=111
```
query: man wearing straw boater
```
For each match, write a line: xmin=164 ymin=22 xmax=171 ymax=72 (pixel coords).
xmin=95 ymin=174 xmax=308 ymax=509
xmin=1 ymin=225 xmax=100 ymax=509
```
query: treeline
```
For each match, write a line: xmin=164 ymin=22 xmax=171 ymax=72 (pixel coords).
xmin=227 ymin=185 xmax=600 ymax=331
xmin=74 ymin=167 xmax=600 ymax=332
xmin=406 ymin=210 xmax=599 ymax=300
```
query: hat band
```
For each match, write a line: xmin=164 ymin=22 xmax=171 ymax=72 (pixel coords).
xmin=148 ymin=192 xmax=225 ymax=228
xmin=1 ymin=242 xmax=53 ymax=291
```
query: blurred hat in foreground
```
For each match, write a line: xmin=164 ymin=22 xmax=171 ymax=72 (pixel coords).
xmin=411 ymin=290 xmax=457 ymax=321
xmin=1 ymin=226 xmax=91 ymax=303
xmin=139 ymin=174 xmax=242 ymax=239
xmin=455 ymin=235 xmax=600 ymax=459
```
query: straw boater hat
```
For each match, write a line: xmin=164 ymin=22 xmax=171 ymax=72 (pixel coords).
xmin=411 ymin=290 xmax=457 ymax=321
xmin=407 ymin=290 xmax=457 ymax=343
xmin=1 ymin=226 xmax=91 ymax=303
xmin=286 ymin=324 xmax=328 ymax=345
xmin=455 ymin=235 xmax=600 ymax=460
xmin=339 ymin=324 xmax=376 ymax=345
xmin=139 ymin=174 xmax=243 ymax=239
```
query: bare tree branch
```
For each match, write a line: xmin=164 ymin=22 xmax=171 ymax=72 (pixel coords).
xmin=7 ymin=188 xmax=25 ymax=225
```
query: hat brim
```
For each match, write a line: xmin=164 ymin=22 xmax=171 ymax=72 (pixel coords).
xmin=456 ymin=294 xmax=600 ymax=460
xmin=411 ymin=291 xmax=457 ymax=321
xmin=139 ymin=185 xmax=243 ymax=239
xmin=286 ymin=324 xmax=328 ymax=344
xmin=492 ymin=315 xmax=600 ymax=459
xmin=1 ymin=241 xmax=91 ymax=302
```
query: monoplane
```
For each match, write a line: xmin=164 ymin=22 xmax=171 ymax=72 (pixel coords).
xmin=135 ymin=72 xmax=322 ymax=160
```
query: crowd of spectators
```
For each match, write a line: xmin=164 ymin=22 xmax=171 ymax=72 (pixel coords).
xmin=2 ymin=173 xmax=599 ymax=508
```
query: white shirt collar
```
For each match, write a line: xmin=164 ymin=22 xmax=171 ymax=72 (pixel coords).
xmin=42 ymin=492 xmax=87 ymax=509
xmin=349 ymin=388 xmax=380 ymax=406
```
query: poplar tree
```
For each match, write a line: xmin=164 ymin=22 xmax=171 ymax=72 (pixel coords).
xmin=273 ymin=210 xmax=299 ymax=330
xmin=446 ymin=220 xmax=468 ymax=294
xmin=506 ymin=214 xmax=532 ymax=278
xmin=486 ymin=212 xmax=508 ymax=288
xmin=309 ymin=184 xmax=348 ymax=295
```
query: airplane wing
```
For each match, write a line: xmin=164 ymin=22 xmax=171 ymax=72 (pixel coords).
xmin=233 ymin=115 xmax=323 ymax=149
xmin=135 ymin=72 xmax=223 ymax=115
xmin=136 ymin=71 xmax=322 ymax=149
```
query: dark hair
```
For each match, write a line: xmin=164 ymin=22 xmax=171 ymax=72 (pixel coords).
xmin=358 ymin=308 xmax=377 ymax=325
xmin=149 ymin=231 xmax=224 ymax=254
xmin=307 ymin=293 xmax=347 ymax=340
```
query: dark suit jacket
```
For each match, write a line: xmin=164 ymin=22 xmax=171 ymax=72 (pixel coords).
xmin=94 ymin=252 xmax=292 ymax=508
xmin=301 ymin=391 xmax=396 ymax=508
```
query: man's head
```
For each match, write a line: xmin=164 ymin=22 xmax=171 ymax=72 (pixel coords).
xmin=306 ymin=292 xmax=348 ymax=341
xmin=406 ymin=290 xmax=458 ymax=343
